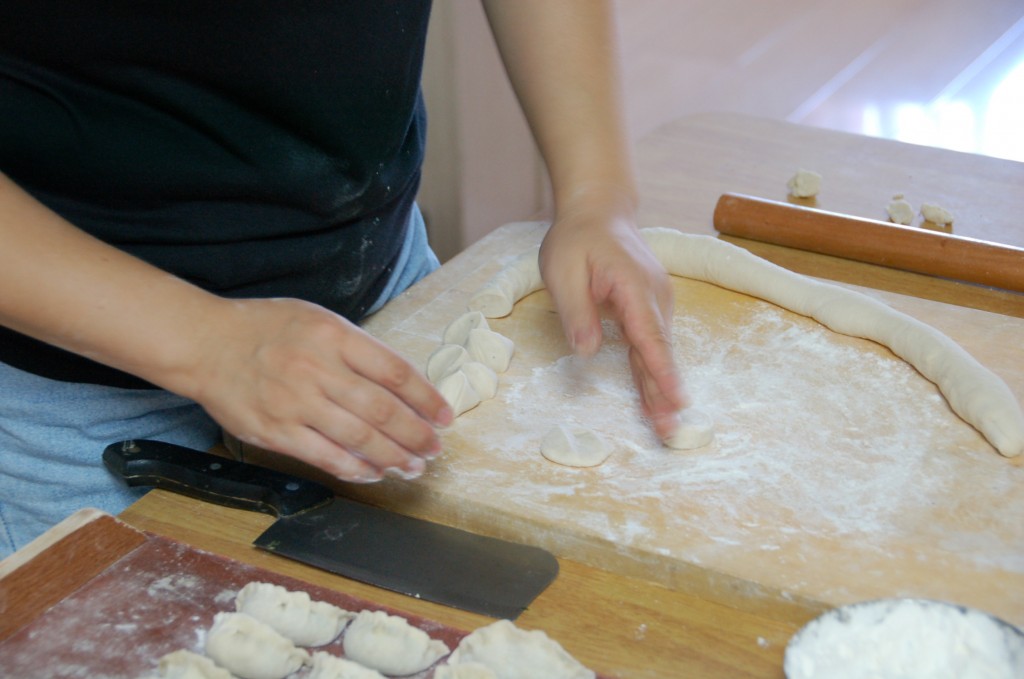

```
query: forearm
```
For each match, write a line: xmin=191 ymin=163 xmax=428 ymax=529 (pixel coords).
xmin=481 ymin=0 xmax=636 ymax=211
xmin=0 ymin=171 xmax=224 ymax=395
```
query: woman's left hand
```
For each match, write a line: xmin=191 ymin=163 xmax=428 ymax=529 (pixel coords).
xmin=539 ymin=186 xmax=688 ymax=438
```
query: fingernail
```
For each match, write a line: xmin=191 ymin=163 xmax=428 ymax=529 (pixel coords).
xmin=384 ymin=456 xmax=426 ymax=481
xmin=422 ymin=439 xmax=444 ymax=460
xmin=434 ymin=406 xmax=454 ymax=428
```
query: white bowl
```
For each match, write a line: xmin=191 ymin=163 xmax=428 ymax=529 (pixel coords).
xmin=784 ymin=598 xmax=1024 ymax=679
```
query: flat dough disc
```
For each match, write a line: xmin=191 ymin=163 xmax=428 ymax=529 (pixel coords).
xmin=540 ymin=425 xmax=613 ymax=467
xmin=663 ymin=408 xmax=714 ymax=450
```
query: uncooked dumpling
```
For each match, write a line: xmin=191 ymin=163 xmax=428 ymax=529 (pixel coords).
xmin=307 ymin=651 xmax=386 ymax=679
xmin=234 ymin=581 xmax=354 ymax=647
xmin=146 ymin=649 xmax=233 ymax=679
xmin=460 ymin=361 xmax=499 ymax=400
xmin=443 ymin=310 xmax=490 ymax=346
xmin=342 ymin=610 xmax=450 ymax=676
xmin=465 ymin=328 xmax=515 ymax=373
xmin=663 ymin=408 xmax=715 ymax=450
xmin=204 ymin=612 xmax=308 ymax=679
xmin=447 ymin=619 xmax=594 ymax=679
xmin=426 ymin=344 xmax=469 ymax=384
xmin=434 ymin=662 xmax=499 ymax=678
xmin=437 ymin=370 xmax=483 ymax=416
xmin=540 ymin=425 xmax=613 ymax=467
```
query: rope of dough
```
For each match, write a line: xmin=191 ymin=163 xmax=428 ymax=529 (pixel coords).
xmin=468 ymin=227 xmax=1024 ymax=457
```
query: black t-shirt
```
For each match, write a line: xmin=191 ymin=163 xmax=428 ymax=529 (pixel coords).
xmin=0 ymin=0 xmax=432 ymax=388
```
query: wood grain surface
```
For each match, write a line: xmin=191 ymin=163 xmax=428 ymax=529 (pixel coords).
xmin=117 ymin=493 xmax=810 ymax=678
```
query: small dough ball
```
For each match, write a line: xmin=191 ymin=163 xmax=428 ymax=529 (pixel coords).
xmin=540 ymin=425 xmax=613 ymax=467
xmin=465 ymin=328 xmax=515 ymax=373
xmin=342 ymin=609 xmax=450 ymax=676
xmin=443 ymin=310 xmax=490 ymax=346
xmin=426 ymin=344 xmax=469 ymax=384
xmin=663 ymin=408 xmax=715 ymax=450
xmin=885 ymin=196 xmax=915 ymax=225
xmin=920 ymin=203 xmax=954 ymax=226
xmin=437 ymin=371 xmax=482 ymax=417
xmin=786 ymin=169 xmax=821 ymax=198
xmin=205 ymin=612 xmax=308 ymax=679
xmin=461 ymin=361 xmax=499 ymax=400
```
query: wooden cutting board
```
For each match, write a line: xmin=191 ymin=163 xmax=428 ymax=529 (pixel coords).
xmin=342 ymin=220 xmax=1024 ymax=628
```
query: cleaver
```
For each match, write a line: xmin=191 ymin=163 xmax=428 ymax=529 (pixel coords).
xmin=103 ymin=439 xmax=558 ymax=619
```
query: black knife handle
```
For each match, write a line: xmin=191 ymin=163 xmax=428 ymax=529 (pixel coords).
xmin=103 ymin=439 xmax=334 ymax=517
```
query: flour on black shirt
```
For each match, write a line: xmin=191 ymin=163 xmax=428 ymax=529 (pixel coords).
xmin=0 ymin=1 xmax=432 ymax=387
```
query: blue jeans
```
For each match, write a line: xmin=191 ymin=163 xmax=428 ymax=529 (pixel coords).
xmin=0 ymin=205 xmax=439 ymax=558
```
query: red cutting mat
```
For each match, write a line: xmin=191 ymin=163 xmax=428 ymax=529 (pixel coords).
xmin=0 ymin=513 xmax=469 ymax=678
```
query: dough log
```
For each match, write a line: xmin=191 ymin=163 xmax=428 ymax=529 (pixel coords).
xmin=468 ymin=227 xmax=1024 ymax=458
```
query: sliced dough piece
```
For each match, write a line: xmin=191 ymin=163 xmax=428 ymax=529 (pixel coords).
xmin=639 ymin=227 xmax=1023 ymax=457
xmin=342 ymin=610 xmax=450 ymax=676
xmin=444 ymin=310 xmax=490 ymax=346
xmin=205 ymin=612 xmax=308 ymax=679
xmin=447 ymin=619 xmax=594 ymax=679
xmin=234 ymin=581 xmax=354 ymax=647
xmin=434 ymin=662 xmax=499 ymax=678
xmin=465 ymin=328 xmax=515 ymax=373
xmin=426 ymin=344 xmax=470 ymax=384
xmin=150 ymin=649 xmax=233 ymax=679
xmin=886 ymin=195 xmax=915 ymax=225
xmin=468 ymin=247 xmax=543 ymax=319
xmin=540 ymin=425 xmax=613 ymax=467
xmin=307 ymin=651 xmax=386 ymax=679
xmin=437 ymin=370 xmax=483 ymax=417
xmin=920 ymin=203 xmax=955 ymax=226
xmin=664 ymin=408 xmax=715 ymax=450
xmin=461 ymin=361 xmax=499 ymax=400
xmin=787 ymin=169 xmax=822 ymax=198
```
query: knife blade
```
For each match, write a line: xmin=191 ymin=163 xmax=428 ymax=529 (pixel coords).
xmin=103 ymin=439 xmax=558 ymax=619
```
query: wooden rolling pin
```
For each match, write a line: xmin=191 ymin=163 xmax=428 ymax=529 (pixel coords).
xmin=713 ymin=193 xmax=1024 ymax=293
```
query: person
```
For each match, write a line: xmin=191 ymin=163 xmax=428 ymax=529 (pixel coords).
xmin=0 ymin=1 xmax=685 ymax=558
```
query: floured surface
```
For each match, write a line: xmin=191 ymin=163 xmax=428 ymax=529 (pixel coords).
xmin=0 ymin=535 xmax=463 ymax=679
xmin=359 ymin=222 xmax=1024 ymax=627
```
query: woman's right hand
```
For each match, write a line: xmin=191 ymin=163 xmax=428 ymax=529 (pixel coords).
xmin=177 ymin=297 xmax=453 ymax=483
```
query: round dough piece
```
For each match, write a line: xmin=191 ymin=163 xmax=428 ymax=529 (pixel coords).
xmin=540 ymin=425 xmax=613 ymax=467
xmin=663 ymin=408 xmax=715 ymax=450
